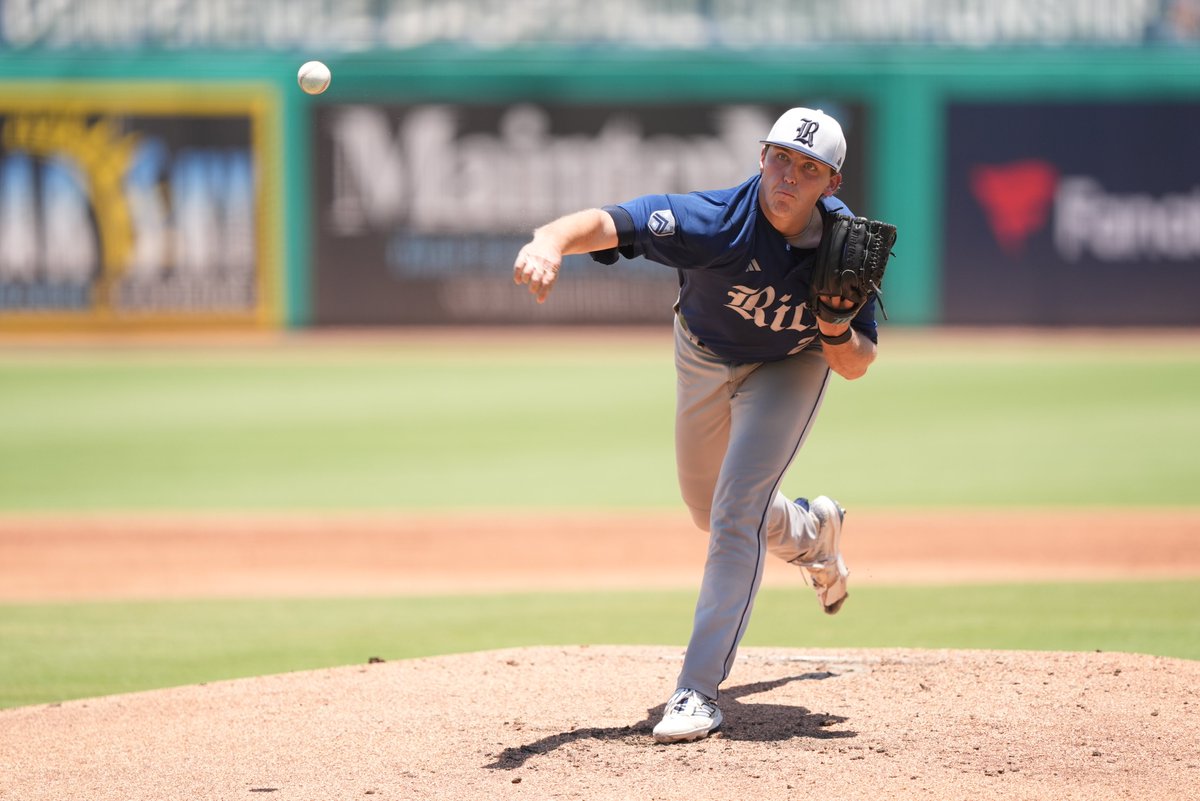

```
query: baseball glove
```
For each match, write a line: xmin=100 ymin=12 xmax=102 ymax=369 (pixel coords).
xmin=810 ymin=214 xmax=898 ymax=325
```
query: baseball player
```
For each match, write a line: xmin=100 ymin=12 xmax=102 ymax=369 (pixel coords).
xmin=513 ymin=108 xmax=877 ymax=744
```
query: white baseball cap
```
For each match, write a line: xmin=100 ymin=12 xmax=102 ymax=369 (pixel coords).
xmin=760 ymin=107 xmax=847 ymax=173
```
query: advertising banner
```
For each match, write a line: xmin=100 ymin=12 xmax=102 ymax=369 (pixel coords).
xmin=0 ymin=85 xmax=277 ymax=330
xmin=943 ymin=101 xmax=1200 ymax=325
xmin=311 ymin=101 xmax=866 ymax=325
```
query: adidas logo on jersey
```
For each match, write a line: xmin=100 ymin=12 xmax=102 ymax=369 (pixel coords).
xmin=745 ymin=259 xmax=762 ymax=272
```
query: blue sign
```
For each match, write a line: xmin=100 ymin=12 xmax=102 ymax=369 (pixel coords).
xmin=943 ymin=101 xmax=1200 ymax=325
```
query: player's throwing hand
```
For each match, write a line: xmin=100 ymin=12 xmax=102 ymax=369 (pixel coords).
xmin=512 ymin=242 xmax=562 ymax=304
xmin=513 ymin=209 xmax=621 ymax=304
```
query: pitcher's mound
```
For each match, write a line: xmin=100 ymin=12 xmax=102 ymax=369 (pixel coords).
xmin=3 ymin=645 xmax=1197 ymax=801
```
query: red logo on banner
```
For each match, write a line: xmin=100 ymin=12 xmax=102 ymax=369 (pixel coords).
xmin=969 ymin=160 xmax=1058 ymax=255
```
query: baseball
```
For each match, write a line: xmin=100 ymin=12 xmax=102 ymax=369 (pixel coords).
xmin=297 ymin=60 xmax=331 ymax=95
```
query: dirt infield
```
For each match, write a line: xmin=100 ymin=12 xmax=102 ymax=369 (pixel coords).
xmin=1 ymin=510 xmax=1198 ymax=800
xmin=3 ymin=509 xmax=1199 ymax=600
xmin=2 ymin=645 xmax=1198 ymax=801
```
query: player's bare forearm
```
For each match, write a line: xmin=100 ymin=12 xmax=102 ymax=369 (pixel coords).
xmin=817 ymin=321 xmax=876 ymax=380
xmin=513 ymin=209 xmax=619 ymax=303
xmin=533 ymin=209 xmax=619 ymax=256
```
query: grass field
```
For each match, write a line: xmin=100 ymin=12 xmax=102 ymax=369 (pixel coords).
xmin=1 ymin=330 xmax=1197 ymax=510
xmin=1 ymin=329 xmax=1197 ymax=709
xmin=3 ymin=581 xmax=1198 ymax=709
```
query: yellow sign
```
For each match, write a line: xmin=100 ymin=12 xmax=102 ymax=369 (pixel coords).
xmin=0 ymin=84 xmax=280 ymax=330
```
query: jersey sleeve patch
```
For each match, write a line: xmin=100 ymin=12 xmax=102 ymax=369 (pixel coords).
xmin=648 ymin=209 xmax=676 ymax=237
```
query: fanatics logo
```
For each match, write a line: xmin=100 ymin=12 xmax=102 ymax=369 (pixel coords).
xmin=970 ymin=160 xmax=1058 ymax=255
xmin=648 ymin=209 xmax=676 ymax=237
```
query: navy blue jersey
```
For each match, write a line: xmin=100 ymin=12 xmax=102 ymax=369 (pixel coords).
xmin=591 ymin=174 xmax=878 ymax=362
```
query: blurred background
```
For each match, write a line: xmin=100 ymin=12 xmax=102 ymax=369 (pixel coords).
xmin=1 ymin=0 xmax=1198 ymax=333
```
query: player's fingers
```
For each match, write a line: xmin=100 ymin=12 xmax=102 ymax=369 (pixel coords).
xmin=514 ymin=248 xmax=556 ymax=283
xmin=819 ymin=294 xmax=855 ymax=310
xmin=513 ymin=247 xmax=534 ymax=284
xmin=532 ymin=265 xmax=558 ymax=303
xmin=514 ymin=249 xmax=559 ymax=301
xmin=514 ymin=248 xmax=545 ymax=284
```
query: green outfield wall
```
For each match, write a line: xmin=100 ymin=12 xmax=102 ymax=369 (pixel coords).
xmin=0 ymin=45 xmax=1197 ymax=328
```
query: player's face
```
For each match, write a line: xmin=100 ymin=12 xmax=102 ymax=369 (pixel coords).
xmin=758 ymin=145 xmax=841 ymax=236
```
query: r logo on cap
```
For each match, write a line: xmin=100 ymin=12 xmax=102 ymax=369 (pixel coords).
xmin=795 ymin=120 xmax=819 ymax=148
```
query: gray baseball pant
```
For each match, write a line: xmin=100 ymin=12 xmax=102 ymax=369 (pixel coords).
xmin=672 ymin=313 xmax=831 ymax=700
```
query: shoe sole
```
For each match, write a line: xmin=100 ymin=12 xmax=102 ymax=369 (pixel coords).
xmin=653 ymin=727 xmax=719 ymax=744
xmin=653 ymin=721 xmax=722 ymax=744
xmin=824 ymin=585 xmax=848 ymax=615
xmin=652 ymin=709 xmax=724 ymax=744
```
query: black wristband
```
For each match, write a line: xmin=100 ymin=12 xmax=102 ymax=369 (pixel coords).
xmin=819 ymin=328 xmax=853 ymax=345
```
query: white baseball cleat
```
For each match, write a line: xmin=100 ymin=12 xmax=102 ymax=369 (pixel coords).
xmin=652 ymin=688 xmax=723 ymax=744
xmin=792 ymin=496 xmax=850 ymax=615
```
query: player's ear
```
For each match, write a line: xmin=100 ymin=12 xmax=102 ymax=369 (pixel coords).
xmin=823 ymin=172 xmax=843 ymax=197
xmin=758 ymin=145 xmax=770 ymax=172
